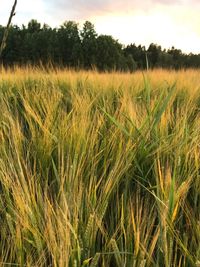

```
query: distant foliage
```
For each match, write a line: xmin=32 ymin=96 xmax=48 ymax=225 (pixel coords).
xmin=0 ymin=19 xmax=200 ymax=70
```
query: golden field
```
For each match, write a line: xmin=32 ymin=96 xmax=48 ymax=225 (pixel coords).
xmin=0 ymin=67 xmax=199 ymax=266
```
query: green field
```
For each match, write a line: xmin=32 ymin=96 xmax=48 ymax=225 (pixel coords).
xmin=0 ymin=67 xmax=199 ymax=266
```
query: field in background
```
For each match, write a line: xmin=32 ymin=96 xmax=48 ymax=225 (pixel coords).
xmin=0 ymin=67 xmax=199 ymax=266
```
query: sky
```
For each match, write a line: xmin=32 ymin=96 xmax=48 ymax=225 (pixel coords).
xmin=0 ymin=0 xmax=200 ymax=54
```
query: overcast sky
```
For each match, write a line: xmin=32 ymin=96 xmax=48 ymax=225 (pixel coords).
xmin=0 ymin=0 xmax=200 ymax=53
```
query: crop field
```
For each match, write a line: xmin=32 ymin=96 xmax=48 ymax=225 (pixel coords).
xmin=0 ymin=67 xmax=199 ymax=266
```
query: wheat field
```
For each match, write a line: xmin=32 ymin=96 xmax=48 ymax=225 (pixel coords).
xmin=0 ymin=67 xmax=199 ymax=266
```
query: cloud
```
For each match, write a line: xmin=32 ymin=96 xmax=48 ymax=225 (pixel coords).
xmin=1 ymin=0 xmax=198 ymax=26
xmin=0 ymin=0 xmax=200 ymax=53
xmin=44 ymin=0 xmax=200 ymax=54
xmin=92 ymin=3 xmax=200 ymax=54
xmin=0 ymin=0 xmax=48 ymax=26
xmin=47 ymin=0 xmax=184 ymax=20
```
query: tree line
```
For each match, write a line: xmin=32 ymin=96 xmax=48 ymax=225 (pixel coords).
xmin=1 ymin=19 xmax=200 ymax=70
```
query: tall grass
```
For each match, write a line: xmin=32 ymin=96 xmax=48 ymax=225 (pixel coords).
xmin=0 ymin=67 xmax=199 ymax=266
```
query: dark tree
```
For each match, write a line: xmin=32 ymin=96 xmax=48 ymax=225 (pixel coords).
xmin=57 ymin=21 xmax=82 ymax=67
xmin=124 ymin=44 xmax=146 ymax=69
xmin=96 ymin=35 xmax=122 ymax=70
xmin=1 ymin=18 xmax=200 ymax=70
xmin=167 ymin=47 xmax=184 ymax=69
xmin=147 ymin=43 xmax=162 ymax=68
xmin=81 ymin=21 xmax=98 ymax=69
